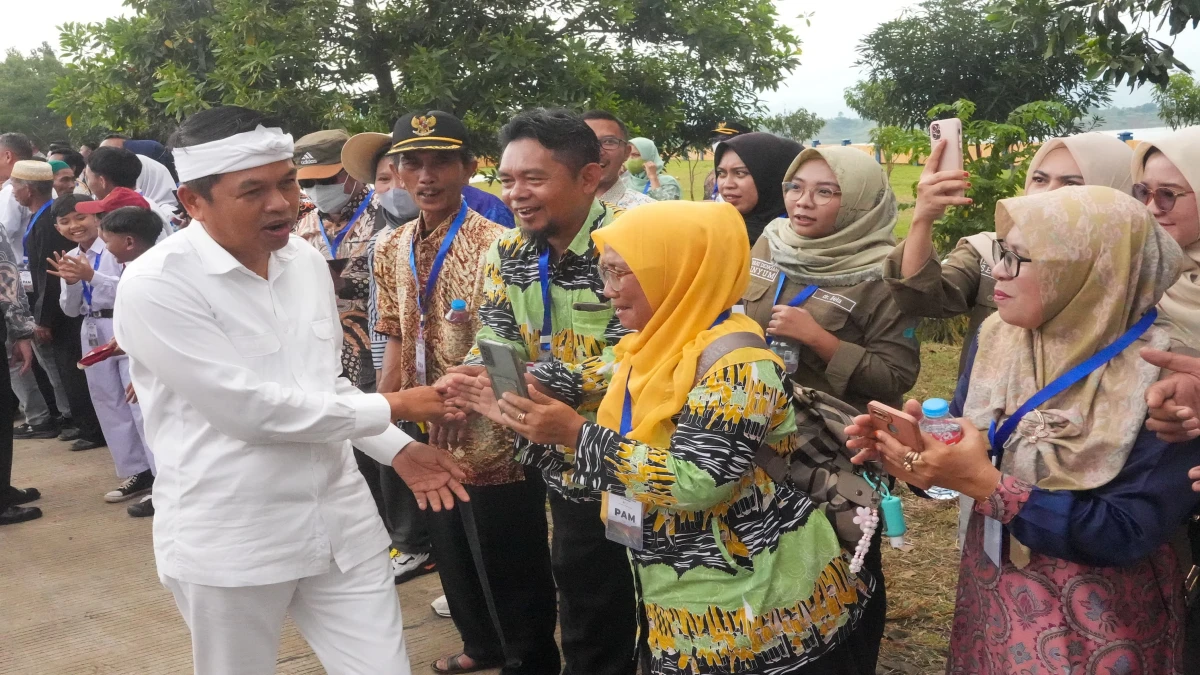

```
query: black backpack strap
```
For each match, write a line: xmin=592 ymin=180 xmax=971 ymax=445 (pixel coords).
xmin=692 ymin=332 xmax=769 ymax=388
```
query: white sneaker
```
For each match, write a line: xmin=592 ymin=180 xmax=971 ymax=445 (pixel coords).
xmin=431 ymin=594 xmax=451 ymax=618
xmin=389 ymin=548 xmax=435 ymax=584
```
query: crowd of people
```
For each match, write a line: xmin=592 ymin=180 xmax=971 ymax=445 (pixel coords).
xmin=2 ymin=102 xmax=1200 ymax=675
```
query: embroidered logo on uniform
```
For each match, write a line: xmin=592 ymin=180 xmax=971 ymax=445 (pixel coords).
xmin=979 ymin=260 xmax=994 ymax=279
xmin=812 ymin=290 xmax=856 ymax=313
xmin=412 ymin=116 xmax=436 ymax=136
xmin=749 ymin=259 xmax=779 ymax=282
xmin=298 ymin=152 xmax=317 ymax=165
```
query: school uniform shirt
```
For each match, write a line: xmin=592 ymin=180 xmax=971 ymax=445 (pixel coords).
xmin=113 ymin=223 xmax=415 ymax=587
xmin=58 ymin=238 xmax=121 ymax=318
xmin=741 ymin=236 xmax=919 ymax=411
xmin=373 ymin=205 xmax=521 ymax=486
xmin=464 ymin=199 xmax=630 ymax=500
xmin=294 ymin=187 xmax=385 ymax=388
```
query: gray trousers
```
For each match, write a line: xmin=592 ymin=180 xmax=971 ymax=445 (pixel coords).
xmin=7 ymin=336 xmax=71 ymax=426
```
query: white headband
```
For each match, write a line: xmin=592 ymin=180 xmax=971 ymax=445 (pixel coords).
xmin=173 ymin=125 xmax=295 ymax=183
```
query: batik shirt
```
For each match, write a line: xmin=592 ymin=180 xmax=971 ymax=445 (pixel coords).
xmin=599 ymin=177 xmax=655 ymax=211
xmin=464 ymin=199 xmax=629 ymax=500
xmin=374 ymin=206 xmax=522 ymax=486
xmin=294 ymin=187 xmax=384 ymax=387
xmin=522 ymin=356 xmax=871 ymax=674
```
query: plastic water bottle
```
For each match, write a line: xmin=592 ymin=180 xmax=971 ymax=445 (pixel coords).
xmin=770 ymin=338 xmax=800 ymax=373
xmin=445 ymin=298 xmax=470 ymax=324
xmin=919 ymin=398 xmax=962 ymax=500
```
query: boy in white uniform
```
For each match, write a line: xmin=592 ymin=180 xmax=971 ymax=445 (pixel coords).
xmin=48 ymin=193 xmax=156 ymax=505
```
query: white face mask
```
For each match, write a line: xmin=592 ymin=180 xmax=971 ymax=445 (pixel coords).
xmin=378 ymin=187 xmax=419 ymax=222
xmin=307 ymin=182 xmax=352 ymax=215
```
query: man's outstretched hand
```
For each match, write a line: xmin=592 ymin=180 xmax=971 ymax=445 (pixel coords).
xmin=391 ymin=441 xmax=470 ymax=511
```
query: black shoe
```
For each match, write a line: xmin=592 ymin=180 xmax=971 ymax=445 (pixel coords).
xmin=0 ymin=505 xmax=42 ymax=525
xmin=105 ymin=469 xmax=154 ymax=503
xmin=13 ymin=422 xmax=59 ymax=439
xmin=127 ymin=495 xmax=154 ymax=518
xmin=70 ymin=438 xmax=105 ymax=452
xmin=3 ymin=487 xmax=40 ymax=506
xmin=58 ymin=426 xmax=81 ymax=442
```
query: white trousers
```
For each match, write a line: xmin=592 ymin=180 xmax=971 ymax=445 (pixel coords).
xmin=82 ymin=317 xmax=153 ymax=477
xmin=162 ymin=549 xmax=410 ymax=675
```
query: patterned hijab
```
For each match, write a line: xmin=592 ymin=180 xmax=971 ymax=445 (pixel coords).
xmin=763 ymin=146 xmax=898 ymax=286
xmin=1132 ymin=128 xmax=1200 ymax=344
xmin=964 ymin=186 xmax=1182 ymax=496
xmin=593 ymin=201 xmax=777 ymax=447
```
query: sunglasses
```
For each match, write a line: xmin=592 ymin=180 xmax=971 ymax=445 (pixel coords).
xmin=1132 ymin=183 xmax=1195 ymax=212
xmin=298 ymin=174 xmax=345 ymax=189
xmin=992 ymin=238 xmax=1032 ymax=277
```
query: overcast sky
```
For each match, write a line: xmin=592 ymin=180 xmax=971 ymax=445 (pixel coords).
xmin=5 ymin=0 xmax=1199 ymax=117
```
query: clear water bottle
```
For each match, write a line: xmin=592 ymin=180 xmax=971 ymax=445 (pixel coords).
xmin=445 ymin=298 xmax=470 ymax=324
xmin=770 ymin=338 xmax=800 ymax=374
xmin=919 ymin=398 xmax=962 ymax=500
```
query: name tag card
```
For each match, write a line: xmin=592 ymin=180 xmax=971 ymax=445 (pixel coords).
xmin=605 ymin=491 xmax=644 ymax=551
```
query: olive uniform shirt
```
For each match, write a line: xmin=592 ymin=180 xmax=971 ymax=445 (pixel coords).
xmin=741 ymin=236 xmax=920 ymax=411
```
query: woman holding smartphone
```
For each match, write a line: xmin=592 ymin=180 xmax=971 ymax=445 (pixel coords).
xmin=712 ymin=131 xmax=802 ymax=243
xmin=883 ymin=132 xmax=1134 ymax=373
xmin=850 ymin=186 xmax=1200 ymax=674
xmin=461 ymin=201 xmax=875 ymax=675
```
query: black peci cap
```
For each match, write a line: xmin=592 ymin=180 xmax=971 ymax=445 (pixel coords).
xmin=387 ymin=111 xmax=468 ymax=155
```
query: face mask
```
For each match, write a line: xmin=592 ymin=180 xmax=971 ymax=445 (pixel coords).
xmin=624 ymin=158 xmax=646 ymax=175
xmin=307 ymin=182 xmax=352 ymax=215
xmin=378 ymin=187 xmax=419 ymax=223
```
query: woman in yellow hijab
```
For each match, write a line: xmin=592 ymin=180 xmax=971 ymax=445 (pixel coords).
xmin=494 ymin=201 xmax=873 ymax=675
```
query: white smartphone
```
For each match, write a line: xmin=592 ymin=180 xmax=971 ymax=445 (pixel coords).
xmin=479 ymin=339 xmax=530 ymax=400
xmin=929 ymin=118 xmax=965 ymax=196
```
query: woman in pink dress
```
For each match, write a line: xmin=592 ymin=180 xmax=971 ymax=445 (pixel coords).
xmin=849 ymin=185 xmax=1200 ymax=674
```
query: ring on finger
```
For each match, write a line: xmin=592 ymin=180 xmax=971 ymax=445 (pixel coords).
xmin=517 ymin=412 xmax=527 ymax=423
xmin=904 ymin=450 xmax=921 ymax=465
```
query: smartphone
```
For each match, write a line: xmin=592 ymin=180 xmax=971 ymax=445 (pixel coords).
xmin=77 ymin=342 xmax=118 ymax=369
xmin=929 ymin=118 xmax=965 ymax=196
xmin=867 ymin=401 xmax=923 ymax=450
xmin=479 ymin=339 xmax=530 ymax=400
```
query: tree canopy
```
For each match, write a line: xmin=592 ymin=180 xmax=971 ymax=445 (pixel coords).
xmin=0 ymin=45 xmax=70 ymax=149
xmin=761 ymin=108 xmax=824 ymax=143
xmin=846 ymin=0 xmax=1110 ymax=129
xmin=50 ymin=0 xmax=802 ymax=158
xmin=1154 ymin=72 xmax=1200 ymax=129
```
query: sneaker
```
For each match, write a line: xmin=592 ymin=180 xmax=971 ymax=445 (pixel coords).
xmin=70 ymin=438 xmax=105 ymax=452
xmin=127 ymin=495 xmax=154 ymax=518
xmin=390 ymin=548 xmax=436 ymax=584
xmin=13 ymin=422 xmax=59 ymax=439
xmin=431 ymin=594 xmax=452 ymax=618
xmin=104 ymin=470 xmax=154 ymax=503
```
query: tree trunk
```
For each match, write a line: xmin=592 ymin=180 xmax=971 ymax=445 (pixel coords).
xmin=351 ymin=0 xmax=396 ymax=108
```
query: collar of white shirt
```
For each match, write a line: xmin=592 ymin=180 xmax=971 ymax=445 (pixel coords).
xmin=186 ymin=220 xmax=301 ymax=276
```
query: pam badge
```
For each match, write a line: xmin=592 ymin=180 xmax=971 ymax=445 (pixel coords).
xmin=604 ymin=491 xmax=644 ymax=551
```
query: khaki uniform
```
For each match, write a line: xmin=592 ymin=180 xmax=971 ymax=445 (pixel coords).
xmin=742 ymin=237 xmax=920 ymax=411
xmin=882 ymin=238 xmax=997 ymax=374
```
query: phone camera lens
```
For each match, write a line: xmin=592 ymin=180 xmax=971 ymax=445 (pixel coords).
xmin=888 ymin=423 xmax=898 ymax=434
xmin=931 ymin=125 xmax=941 ymax=140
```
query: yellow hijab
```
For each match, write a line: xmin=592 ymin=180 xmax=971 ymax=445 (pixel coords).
xmin=593 ymin=201 xmax=777 ymax=447
xmin=1132 ymin=129 xmax=1200 ymax=344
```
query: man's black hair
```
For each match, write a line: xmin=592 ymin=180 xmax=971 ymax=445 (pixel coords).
xmin=51 ymin=193 xmax=95 ymax=220
xmin=168 ymin=106 xmax=282 ymax=200
xmin=0 ymin=133 xmax=35 ymax=161
xmin=103 ymin=133 xmax=130 ymax=141
xmin=100 ymin=206 xmax=163 ymax=248
xmin=498 ymin=109 xmax=600 ymax=174
xmin=581 ymin=110 xmax=630 ymax=140
xmin=49 ymin=149 xmax=86 ymax=177
xmin=47 ymin=141 xmax=73 ymax=154
xmin=87 ymin=147 xmax=142 ymax=188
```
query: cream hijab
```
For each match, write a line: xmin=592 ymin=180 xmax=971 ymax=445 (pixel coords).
xmin=764 ymin=146 xmax=898 ymax=287
xmin=1132 ymin=128 xmax=1200 ymax=343
xmin=1024 ymin=132 xmax=1133 ymax=194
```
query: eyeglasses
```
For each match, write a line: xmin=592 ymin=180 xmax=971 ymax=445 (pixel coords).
xmin=598 ymin=264 xmax=634 ymax=287
xmin=597 ymin=137 xmax=628 ymax=151
xmin=298 ymin=174 xmax=344 ymax=189
xmin=782 ymin=182 xmax=841 ymax=206
xmin=1132 ymin=183 xmax=1195 ymax=212
xmin=992 ymin=238 xmax=1032 ymax=277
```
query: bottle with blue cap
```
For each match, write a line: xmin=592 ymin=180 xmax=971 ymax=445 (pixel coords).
xmin=445 ymin=298 xmax=470 ymax=324
xmin=919 ymin=397 xmax=962 ymax=500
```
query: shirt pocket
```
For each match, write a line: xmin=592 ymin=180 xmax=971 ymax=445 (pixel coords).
xmin=805 ymin=293 xmax=852 ymax=334
xmin=310 ymin=317 xmax=339 ymax=342
xmin=569 ymin=307 xmax=613 ymax=360
xmin=295 ymin=318 xmax=341 ymax=391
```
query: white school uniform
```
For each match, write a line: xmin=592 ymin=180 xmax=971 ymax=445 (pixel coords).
xmin=113 ymin=223 xmax=414 ymax=675
xmin=60 ymin=238 xmax=153 ymax=478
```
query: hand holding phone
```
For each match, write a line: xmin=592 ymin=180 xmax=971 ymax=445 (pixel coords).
xmin=479 ymin=340 xmax=530 ymax=401
xmin=866 ymin=401 xmax=923 ymax=451
xmin=928 ymin=118 xmax=965 ymax=196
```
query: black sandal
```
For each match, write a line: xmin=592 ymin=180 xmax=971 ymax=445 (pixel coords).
xmin=431 ymin=653 xmax=502 ymax=674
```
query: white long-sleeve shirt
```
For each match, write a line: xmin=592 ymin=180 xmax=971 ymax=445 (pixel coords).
xmin=0 ymin=181 xmax=31 ymax=263
xmin=114 ymin=223 xmax=414 ymax=587
xmin=59 ymin=238 xmax=121 ymax=316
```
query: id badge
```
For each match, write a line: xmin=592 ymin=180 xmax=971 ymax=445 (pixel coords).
xmin=85 ymin=318 xmax=100 ymax=348
xmin=19 ymin=268 xmax=32 ymax=294
xmin=984 ymin=517 xmax=1003 ymax=568
xmin=957 ymin=494 xmax=973 ymax=551
xmin=537 ymin=337 xmax=553 ymax=362
xmin=604 ymin=491 xmax=644 ymax=551
xmin=415 ymin=323 xmax=427 ymax=386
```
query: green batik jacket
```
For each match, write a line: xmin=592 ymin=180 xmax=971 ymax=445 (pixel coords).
xmin=465 ymin=199 xmax=629 ymax=500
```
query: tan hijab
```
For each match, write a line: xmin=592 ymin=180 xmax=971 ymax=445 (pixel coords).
xmin=965 ymin=186 xmax=1181 ymax=492
xmin=764 ymin=146 xmax=898 ymax=286
xmin=1132 ymin=128 xmax=1200 ymax=343
xmin=1024 ymin=132 xmax=1134 ymax=194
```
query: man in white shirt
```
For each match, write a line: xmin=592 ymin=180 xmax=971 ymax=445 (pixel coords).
xmin=114 ymin=105 xmax=468 ymax=675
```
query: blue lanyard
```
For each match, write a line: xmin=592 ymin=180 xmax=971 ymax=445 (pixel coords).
xmin=23 ymin=200 xmax=53 ymax=264
xmin=319 ymin=189 xmax=374 ymax=258
xmin=641 ymin=181 xmax=651 ymax=195
xmin=410 ymin=200 xmax=468 ymax=326
xmin=620 ymin=309 xmax=732 ymax=436
xmin=767 ymin=275 xmax=818 ymax=345
xmin=537 ymin=247 xmax=553 ymax=357
xmin=81 ymin=249 xmax=103 ymax=311
xmin=988 ymin=308 xmax=1158 ymax=454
